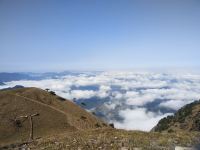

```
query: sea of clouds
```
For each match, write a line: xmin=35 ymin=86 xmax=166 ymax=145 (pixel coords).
xmin=1 ymin=71 xmax=200 ymax=131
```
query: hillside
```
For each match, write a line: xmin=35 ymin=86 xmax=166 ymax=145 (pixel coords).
xmin=0 ymin=87 xmax=108 ymax=146
xmin=0 ymin=87 xmax=200 ymax=149
xmin=154 ymin=100 xmax=200 ymax=132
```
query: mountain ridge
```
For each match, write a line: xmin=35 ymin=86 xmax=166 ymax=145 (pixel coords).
xmin=154 ymin=100 xmax=200 ymax=133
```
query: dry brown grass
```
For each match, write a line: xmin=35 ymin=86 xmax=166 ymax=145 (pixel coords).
xmin=0 ymin=87 xmax=108 ymax=146
xmin=25 ymin=129 xmax=200 ymax=150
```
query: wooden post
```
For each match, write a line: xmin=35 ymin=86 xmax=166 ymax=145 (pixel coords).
xmin=29 ymin=116 xmax=33 ymax=141
xmin=29 ymin=113 xmax=39 ymax=141
xmin=17 ymin=113 xmax=39 ymax=142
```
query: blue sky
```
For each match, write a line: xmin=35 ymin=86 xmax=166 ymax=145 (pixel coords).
xmin=0 ymin=0 xmax=200 ymax=72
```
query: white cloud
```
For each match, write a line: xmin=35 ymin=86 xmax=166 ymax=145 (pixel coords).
xmin=126 ymin=94 xmax=157 ymax=106
xmin=104 ymin=103 xmax=116 ymax=110
xmin=99 ymin=85 xmax=111 ymax=92
xmin=70 ymin=90 xmax=96 ymax=99
xmin=112 ymin=91 xmax=123 ymax=99
xmin=113 ymin=108 xmax=171 ymax=131
xmin=159 ymin=99 xmax=193 ymax=110
xmin=125 ymin=91 xmax=139 ymax=98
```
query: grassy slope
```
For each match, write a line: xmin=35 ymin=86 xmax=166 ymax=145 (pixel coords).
xmin=0 ymin=87 xmax=108 ymax=146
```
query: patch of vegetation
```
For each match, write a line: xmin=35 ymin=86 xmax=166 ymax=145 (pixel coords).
xmin=102 ymin=123 xmax=107 ymax=127
xmin=45 ymin=88 xmax=50 ymax=92
xmin=49 ymin=91 xmax=56 ymax=95
xmin=95 ymin=123 xmax=101 ymax=128
xmin=175 ymin=102 xmax=195 ymax=123
xmin=154 ymin=115 xmax=174 ymax=132
xmin=155 ymin=100 xmax=200 ymax=132
xmin=58 ymin=96 xmax=65 ymax=101
xmin=81 ymin=102 xmax=86 ymax=106
xmin=92 ymin=112 xmax=96 ymax=115
xmin=193 ymin=117 xmax=200 ymax=131
xmin=109 ymin=123 xmax=114 ymax=128
xmin=14 ymin=119 xmax=23 ymax=128
xmin=80 ymin=116 xmax=87 ymax=120
xmin=167 ymin=129 xmax=174 ymax=133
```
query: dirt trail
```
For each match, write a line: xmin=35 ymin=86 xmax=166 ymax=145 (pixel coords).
xmin=10 ymin=93 xmax=68 ymax=117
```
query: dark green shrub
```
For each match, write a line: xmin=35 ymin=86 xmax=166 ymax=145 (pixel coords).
xmin=49 ymin=91 xmax=56 ymax=95
xmin=109 ymin=123 xmax=114 ymax=128
xmin=80 ymin=116 xmax=87 ymax=120
xmin=95 ymin=123 xmax=101 ymax=128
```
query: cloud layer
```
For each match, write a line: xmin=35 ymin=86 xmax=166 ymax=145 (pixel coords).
xmin=1 ymin=71 xmax=200 ymax=131
xmin=112 ymin=108 xmax=171 ymax=131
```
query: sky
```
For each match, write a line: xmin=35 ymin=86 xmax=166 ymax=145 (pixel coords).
xmin=0 ymin=0 xmax=200 ymax=72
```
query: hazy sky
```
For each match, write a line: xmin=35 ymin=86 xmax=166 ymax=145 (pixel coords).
xmin=0 ymin=0 xmax=200 ymax=71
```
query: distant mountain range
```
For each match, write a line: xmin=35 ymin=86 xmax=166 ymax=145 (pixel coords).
xmin=0 ymin=82 xmax=5 ymax=85
xmin=0 ymin=73 xmax=38 ymax=83
xmin=0 ymin=71 xmax=98 ymax=83
xmin=0 ymin=85 xmax=25 ymax=91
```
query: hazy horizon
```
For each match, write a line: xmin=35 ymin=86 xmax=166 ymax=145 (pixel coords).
xmin=1 ymin=66 xmax=200 ymax=73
